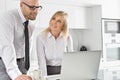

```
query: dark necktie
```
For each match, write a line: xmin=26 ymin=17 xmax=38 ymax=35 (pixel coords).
xmin=24 ymin=21 xmax=30 ymax=70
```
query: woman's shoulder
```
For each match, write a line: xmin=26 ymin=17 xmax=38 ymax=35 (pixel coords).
xmin=36 ymin=31 xmax=48 ymax=40
xmin=67 ymin=34 xmax=72 ymax=39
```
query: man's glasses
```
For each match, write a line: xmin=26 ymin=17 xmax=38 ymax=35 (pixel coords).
xmin=22 ymin=2 xmax=42 ymax=11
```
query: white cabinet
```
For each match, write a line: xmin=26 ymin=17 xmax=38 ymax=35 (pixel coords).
xmin=101 ymin=0 xmax=120 ymax=19
xmin=40 ymin=0 xmax=120 ymax=20
xmin=40 ymin=0 xmax=101 ymax=6
xmin=102 ymin=19 xmax=120 ymax=67
xmin=102 ymin=19 xmax=120 ymax=44
xmin=36 ymin=3 xmax=89 ymax=29
xmin=101 ymin=0 xmax=120 ymax=67
xmin=36 ymin=3 xmax=102 ymax=29
xmin=104 ymin=34 xmax=120 ymax=44
xmin=115 ymin=34 xmax=120 ymax=43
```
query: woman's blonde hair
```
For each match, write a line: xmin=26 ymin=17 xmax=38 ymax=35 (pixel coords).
xmin=43 ymin=11 xmax=69 ymax=38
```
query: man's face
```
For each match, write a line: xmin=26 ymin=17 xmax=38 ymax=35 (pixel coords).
xmin=20 ymin=0 xmax=42 ymax=20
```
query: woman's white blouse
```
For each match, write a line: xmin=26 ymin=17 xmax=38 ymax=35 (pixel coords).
xmin=36 ymin=32 xmax=73 ymax=76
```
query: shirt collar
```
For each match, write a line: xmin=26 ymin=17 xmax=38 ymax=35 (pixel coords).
xmin=18 ymin=6 xmax=26 ymax=23
xmin=47 ymin=32 xmax=52 ymax=38
xmin=47 ymin=32 xmax=63 ymax=39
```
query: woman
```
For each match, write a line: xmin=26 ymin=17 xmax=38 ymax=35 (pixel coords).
xmin=36 ymin=11 xmax=73 ymax=76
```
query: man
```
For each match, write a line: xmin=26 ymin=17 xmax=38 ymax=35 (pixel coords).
xmin=0 ymin=0 xmax=42 ymax=80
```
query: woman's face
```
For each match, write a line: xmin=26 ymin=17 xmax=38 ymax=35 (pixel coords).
xmin=49 ymin=14 xmax=64 ymax=36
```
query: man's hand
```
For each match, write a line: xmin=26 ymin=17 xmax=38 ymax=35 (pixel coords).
xmin=15 ymin=74 xmax=32 ymax=80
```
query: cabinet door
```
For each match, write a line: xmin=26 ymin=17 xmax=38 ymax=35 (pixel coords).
xmin=115 ymin=34 xmax=120 ymax=43
xmin=102 ymin=0 xmax=120 ymax=19
xmin=36 ymin=3 xmax=87 ymax=29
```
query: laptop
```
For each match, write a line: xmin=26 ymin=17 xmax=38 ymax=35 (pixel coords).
xmin=60 ymin=51 xmax=101 ymax=80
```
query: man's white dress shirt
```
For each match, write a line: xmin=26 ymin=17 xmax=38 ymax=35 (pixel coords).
xmin=36 ymin=32 xmax=73 ymax=76
xmin=0 ymin=7 xmax=34 ymax=80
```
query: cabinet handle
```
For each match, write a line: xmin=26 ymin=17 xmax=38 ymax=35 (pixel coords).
xmin=111 ymin=33 xmax=115 ymax=37
xmin=112 ymin=39 xmax=116 ymax=43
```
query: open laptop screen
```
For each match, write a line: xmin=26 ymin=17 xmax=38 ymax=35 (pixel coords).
xmin=61 ymin=51 xmax=101 ymax=80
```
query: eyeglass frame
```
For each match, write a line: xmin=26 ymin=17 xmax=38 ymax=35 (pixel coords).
xmin=22 ymin=2 xmax=42 ymax=11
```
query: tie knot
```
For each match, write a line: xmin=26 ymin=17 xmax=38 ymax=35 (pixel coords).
xmin=24 ymin=20 xmax=29 ymax=27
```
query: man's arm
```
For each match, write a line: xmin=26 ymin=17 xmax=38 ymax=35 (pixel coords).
xmin=0 ymin=18 xmax=22 ymax=79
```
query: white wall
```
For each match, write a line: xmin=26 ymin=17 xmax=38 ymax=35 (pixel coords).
xmin=5 ymin=0 xmax=19 ymax=11
xmin=69 ymin=29 xmax=83 ymax=51
xmin=83 ymin=6 xmax=102 ymax=51
xmin=35 ymin=3 xmax=89 ymax=29
xmin=69 ymin=6 xmax=102 ymax=51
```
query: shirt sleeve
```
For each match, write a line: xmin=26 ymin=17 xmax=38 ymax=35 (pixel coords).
xmin=28 ymin=30 xmax=39 ymax=74
xmin=2 ymin=45 xmax=22 ymax=80
xmin=0 ymin=15 xmax=22 ymax=80
xmin=36 ymin=34 xmax=47 ymax=76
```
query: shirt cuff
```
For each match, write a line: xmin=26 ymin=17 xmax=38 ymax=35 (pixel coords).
xmin=7 ymin=67 xmax=22 ymax=80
